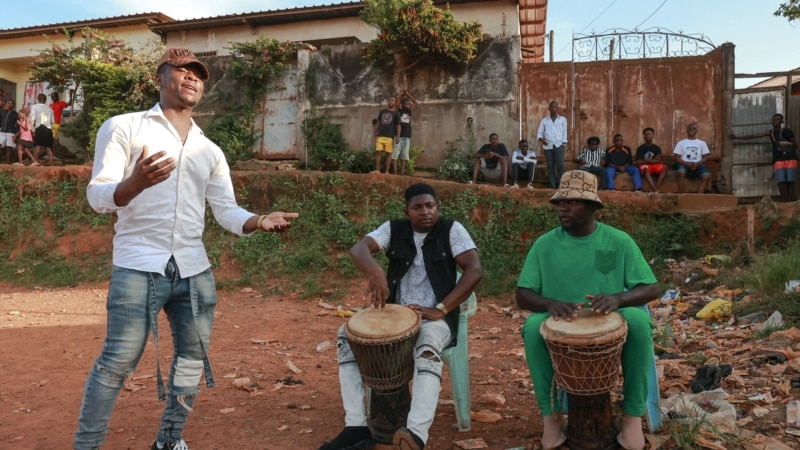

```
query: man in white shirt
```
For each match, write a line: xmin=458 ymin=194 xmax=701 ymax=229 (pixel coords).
xmin=673 ymin=122 xmax=712 ymax=194
xmin=510 ymin=139 xmax=537 ymax=189
xmin=74 ymin=48 xmax=298 ymax=450
xmin=29 ymin=93 xmax=55 ymax=165
xmin=536 ymin=101 xmax=568 ymax=188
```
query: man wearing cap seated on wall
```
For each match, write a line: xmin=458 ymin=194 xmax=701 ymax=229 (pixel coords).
xmin=470 ymin=132 xmax=510 ymax=187
xmin=515 ymin=170 xmax=659 ymax=450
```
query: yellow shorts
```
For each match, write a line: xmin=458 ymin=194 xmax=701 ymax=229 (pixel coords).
xmin=52 ymin=124 xmax=61 ymax=139
xmin=375 ymin=136 xmax=394 ymax=153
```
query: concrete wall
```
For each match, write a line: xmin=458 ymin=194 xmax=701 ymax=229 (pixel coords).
xmin=520 ymin=44 xmax=735 ymax=192
xmin=305 ymin=37 xmax=521 ymax=169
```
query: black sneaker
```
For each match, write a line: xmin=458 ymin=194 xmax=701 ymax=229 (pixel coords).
xmin=319 ymin=426 xmax=373 ymax=450
xmin=151 ymin=439 xmax=189 ymax=450
xmin=393 ymin=427 xmax=424 ymax=450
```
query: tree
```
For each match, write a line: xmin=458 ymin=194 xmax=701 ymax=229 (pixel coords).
xmin=359 ymin=0 xmax=482 ymax=86
xmin=775 ymin=0 xmax=800 ymax=21
xmin=29 ymin=28 xmax=162 ymax=155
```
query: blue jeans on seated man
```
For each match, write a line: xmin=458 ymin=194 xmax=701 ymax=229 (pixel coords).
xmin=74 ymin=262 xmax=217 ymax=449
xmin=606 ymin=165 xmax=643 ymax=191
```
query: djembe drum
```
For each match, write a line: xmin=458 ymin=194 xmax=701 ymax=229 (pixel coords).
xmin=345 ymin=304 xmax=421 ymax=443
xmin=541 ymin=309 xmax=628 ymax=450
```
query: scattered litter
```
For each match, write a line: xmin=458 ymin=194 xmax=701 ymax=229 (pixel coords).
xmin=785 ymin=280 xmax=800 ymax=294
xmin=696 ymin=299 xmax=732 ymax=321
xmin=220 ymin=407 xmax=235 ymax=414
xmin=483 ymin=392 xmax=506 ymax=407
xmin=315 ymin=340 xmax=332 ymax=352
xmin=662 ymin=389 xmax=736 ymax=433
xmin=336 ymin=309 xmax=355 ymax=318
xmin=759 ymin=311 xmax=785 ymax=330
xmin=286 ymin=360 xmax=301 ymax=374
xmin=317 ymin=300 xmax=336 ymax=310
xmin=704 ymin=255 xmax=732 ymax=266
xmin=788 ymin=400 xmax=800 ymax=437
xmin=453 ymin=437 xmax=488 ymax=449
xmin=471 ymin=410 xmax=502 ymax=423
xmin=660 ymin=289 xmax=680 ymax=302
xmin=737 ymin=311 xmax=766 ymax=326
xmin=690 ymin=365 xmax=732 ymax=393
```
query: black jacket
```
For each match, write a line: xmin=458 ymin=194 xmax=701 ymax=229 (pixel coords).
xmin=386 ymin=218 xmax=461 ymax=346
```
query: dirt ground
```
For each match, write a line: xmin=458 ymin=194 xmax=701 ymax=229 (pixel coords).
xmin=3 ymin=278 xmax=799 ymax=450
xmin=0 ymin=281 xmax=547 ymax=450
xmin=1 ymin=167 xmax=799 ymax=449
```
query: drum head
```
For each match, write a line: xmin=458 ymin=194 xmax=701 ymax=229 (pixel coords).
xmin=346 ymin=304 xmax=420 ymax=341
xmin=543 ymin=309 xmax=624 ymax=339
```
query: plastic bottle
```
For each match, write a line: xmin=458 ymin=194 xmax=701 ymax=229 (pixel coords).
xmin=316 ymin=340 xmax=332 ymax=352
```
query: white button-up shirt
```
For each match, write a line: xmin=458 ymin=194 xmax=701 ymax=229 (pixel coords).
xmin=87 ymin=103 xmax=254 ymax=277
xmin=536 ymin=114 xmax=568 ymax=150
xmin=30 ymin=103 xmax=54 ymax=128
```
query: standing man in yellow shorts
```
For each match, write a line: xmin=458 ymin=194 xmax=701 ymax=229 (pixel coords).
xmin=372 ymin=96 xmax=400 ymax=174
xmin=50 ymin=92 xmax=68 ymax=143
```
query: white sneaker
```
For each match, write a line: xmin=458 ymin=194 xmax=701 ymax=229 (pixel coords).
xmin=504 ymin=184 xmax=511 ymax=188
xmin=511 ymin=183 xmax=519 ymax=189
xmin=466 ymin=180 xmax=473 ymax=185
xmin=527 ymin=183 xmax=534 ymax=189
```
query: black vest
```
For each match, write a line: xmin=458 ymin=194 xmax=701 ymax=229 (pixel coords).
xmin=386 ymin=218 xmax=460 ymax=346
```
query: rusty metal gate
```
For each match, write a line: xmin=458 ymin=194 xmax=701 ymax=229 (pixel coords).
xmin=254 ymin=69 xmax=298 ymax=160
xmin=729 ymin=88 xmax=785 ymax=198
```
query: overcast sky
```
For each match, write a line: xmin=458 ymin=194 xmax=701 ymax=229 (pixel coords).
xmin=5 ymin=0 xmax=798 ymax=84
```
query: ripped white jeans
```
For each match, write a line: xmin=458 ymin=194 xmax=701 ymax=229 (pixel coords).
xmin=336 ymin=318 xmax=452 ymax=444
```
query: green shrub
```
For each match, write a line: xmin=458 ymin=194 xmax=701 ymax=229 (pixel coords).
xmin=436 ymin=139 xmax=473 ymax=182
xmin=303 ymin=113 xmax=353 ymax=169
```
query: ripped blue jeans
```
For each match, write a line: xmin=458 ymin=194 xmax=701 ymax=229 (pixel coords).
xmin=74 ymin=261 xmax=217 ymax=449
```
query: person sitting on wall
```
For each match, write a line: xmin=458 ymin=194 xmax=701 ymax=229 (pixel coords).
xmin=470 ymin=132 xmax=509 ymax=187
xmin=605 ymin=134 xmax=642 ymax=192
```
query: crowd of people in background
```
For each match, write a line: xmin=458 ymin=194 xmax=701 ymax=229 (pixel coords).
xmin=0 ymin=90 xmax=68 ymax=166
xmin=459 ymin=99 xmax=797 ymax=199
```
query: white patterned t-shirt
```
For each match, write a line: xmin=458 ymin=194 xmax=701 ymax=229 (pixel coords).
xmin=367 ymin=221 xmax=476 ymax=308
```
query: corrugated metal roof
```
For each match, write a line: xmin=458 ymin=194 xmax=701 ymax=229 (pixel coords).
xmin=149 ymin=3 xmax=362 ymax=34
xmin=148 ymin=0 xmax=499 ymax=34
xmin=0 ymin=13 xmax=174 ymax=39
xmin=0 ymin=1 xmax=504 ymax=40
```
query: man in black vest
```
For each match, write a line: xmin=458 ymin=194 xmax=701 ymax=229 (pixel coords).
xmin=321 ymin=183 xmax=483 ymax=450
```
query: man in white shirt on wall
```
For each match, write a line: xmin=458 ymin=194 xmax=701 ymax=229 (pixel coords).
xmin=536 ymin=100 xmax=568 ymax=189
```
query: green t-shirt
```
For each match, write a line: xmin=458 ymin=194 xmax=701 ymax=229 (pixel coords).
xmin=517 ymin=222 xmax=657 ymax=304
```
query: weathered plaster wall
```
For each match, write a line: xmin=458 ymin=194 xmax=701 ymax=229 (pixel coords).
xmin=306 ymin=37 xmax=521 ymax=169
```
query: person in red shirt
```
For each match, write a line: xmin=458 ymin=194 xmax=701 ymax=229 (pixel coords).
xmin=49 ymin=92 xmax=68 ymax=142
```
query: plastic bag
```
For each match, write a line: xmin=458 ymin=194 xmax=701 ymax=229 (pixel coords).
xmin=696 ymin=298 xmax=732 ymax=321
xmin=662 ymin=388 xmax=737 ymax=433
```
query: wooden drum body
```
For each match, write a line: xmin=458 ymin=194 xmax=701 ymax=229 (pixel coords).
xmin=541 ymin=309 xmax=627 ymax=395
xmin=345 ymin=304 xmax=421 ymax=443
xmin=540 ymin=309 xmax=628 ymax=450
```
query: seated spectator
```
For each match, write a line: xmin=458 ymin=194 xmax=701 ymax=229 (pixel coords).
xmin=511 ymin=139 xmax=537 ymax=189
xmin=606 ymin=134 xmax=642 ymax=191
xmin=635 ymin=127 xmax=668 ymax=193
xmin=471 ymin=132 xmax=509 ymax=187
xmin=574 ymin=136 xmax=608 ymax=190
xmin=674 ymin=122 xmax=711 ymax=194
